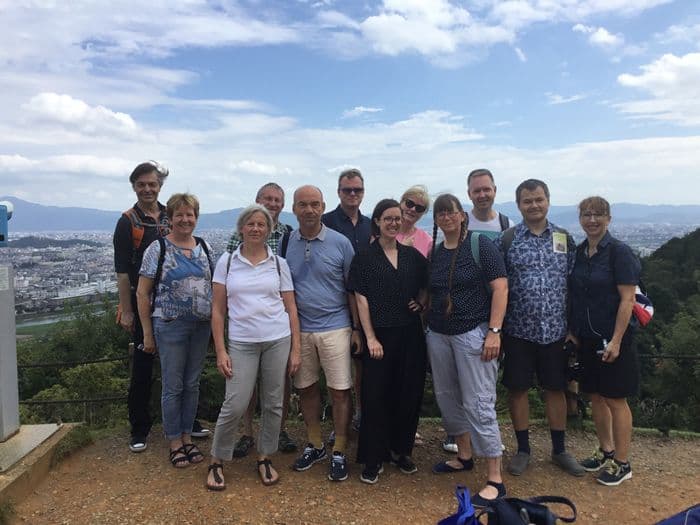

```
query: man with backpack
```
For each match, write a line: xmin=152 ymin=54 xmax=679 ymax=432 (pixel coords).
xmin=467 ymin=168 xmax=514 ymax=240
xmin=498 ymin=179 xmax=585 ymax=478
xmin=113 ymin=161 xmax=171 ymax=453
xmin=225 ymin=182 xmax=297 ymax=457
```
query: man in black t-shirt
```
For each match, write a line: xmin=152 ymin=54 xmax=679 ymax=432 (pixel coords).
xmin=113 ymin=161 xmax=170 ymax=453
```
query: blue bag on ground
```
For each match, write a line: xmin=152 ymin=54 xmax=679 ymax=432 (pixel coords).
xmin=655 ymin=504 xmax=700 ymax=525
xmin=438 ymin=485 xmax=478 ymax=525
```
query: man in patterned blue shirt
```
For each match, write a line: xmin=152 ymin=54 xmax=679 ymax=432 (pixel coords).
xmin=498 ymin=179 xmax=584 ymax=478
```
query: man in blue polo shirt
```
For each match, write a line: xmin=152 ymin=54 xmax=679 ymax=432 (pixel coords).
xmin=287 ymin=185 xmax=361 ymax=482
xmin=498 ymin=179 xmax=584 ymax=478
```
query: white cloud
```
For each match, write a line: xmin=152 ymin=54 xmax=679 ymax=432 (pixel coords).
xmin=0 ymin=155 xmax=37 ymax=171
xmin=573 ymin=24 xmax=624 ymax=48
xmin=617 ymin=53 xmax=700 ymax=126
xmin=514 ymin=47 xmax=527 ymax=62
xmin=317 ymin=10 xmax=361 ymax=30
xmin=23 ymin=93 xmax=138 ymax=137
xmin=546 ymin=92 xmax=587 ymax=105
xmin=342 ymin=106 xmax=384 ymax=119
xmin=655 ymin=23 xmax=700 ymax=46
xmin=358 ymin=0 xmax=513 ymax=60
xmin=230 ymin=160 xmax=281 ymax=176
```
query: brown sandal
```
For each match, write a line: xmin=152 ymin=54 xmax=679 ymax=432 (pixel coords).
xmin=256 ymin=458 xmax=279 ymax=486
xmin=206 ymin=463 xmax=226 ymax=491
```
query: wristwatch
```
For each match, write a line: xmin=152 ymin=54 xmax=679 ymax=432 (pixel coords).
xmin=488 ymin=327 xmax=502 ymax=334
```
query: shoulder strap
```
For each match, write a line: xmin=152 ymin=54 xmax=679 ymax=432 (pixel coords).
xmin=469 ymin=231 xmax=481 ymax=269
xmin=226 ymin=250 xmax=233 ymax=277
xmin=498 ymin=212 xmax=510 ymax=232
xmin=123 ymin=208 xmax=145 ymax=250
xmin=279 ymin=227 xmax=291 ymax=258
xmin=151 ymin=238 xmax=166 ymax=313
xmin=527 ymin=496 xmax=577 ymax=523
xmin=194 ymin=236 xmax=214 ymax=275
xmin=501 ymin=226 xmax=516 ymax=254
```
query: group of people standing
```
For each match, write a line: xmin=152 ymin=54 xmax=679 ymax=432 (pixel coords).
xmin=114 ymin=162 xmax=641 ymax=506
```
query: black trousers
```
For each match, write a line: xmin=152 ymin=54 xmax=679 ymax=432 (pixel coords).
xmin=357 ymin=319 xmax=427 ymax=466
xmin=127 ymin=293 xmax=155 ymax=438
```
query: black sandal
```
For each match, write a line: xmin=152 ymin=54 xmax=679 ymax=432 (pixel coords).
xmin=183 ymin=443 xmax=204 ymax=463
xmin=256 ymin=458 xmax=279 ymax=486
xmin=169 ymin=446 xmax=190 ymax=468
xmin=206 ymin=463 xmax=226 ymax=491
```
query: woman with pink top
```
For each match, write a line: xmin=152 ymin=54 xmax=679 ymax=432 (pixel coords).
xmin=397 ymin=185 xmax=432 ymax=258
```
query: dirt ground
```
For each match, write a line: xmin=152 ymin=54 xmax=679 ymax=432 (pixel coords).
xmin=9 ymin=421 xmax=699 ymax=525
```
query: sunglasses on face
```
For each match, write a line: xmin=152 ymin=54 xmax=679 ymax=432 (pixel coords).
xmin=404 ymin=199 xmax=426 ymax=213
xmin=340 ymin=187 xmax=364 ymax=195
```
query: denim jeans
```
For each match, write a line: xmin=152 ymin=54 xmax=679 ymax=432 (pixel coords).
xmin=153 ymin=317 xmax=211 ymax=440
xmin=211 ymin=336 xmax=291 ymax=460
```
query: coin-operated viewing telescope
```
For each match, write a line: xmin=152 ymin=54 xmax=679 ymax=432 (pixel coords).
xmin=0 ymin=200 xmax=13 ymax=248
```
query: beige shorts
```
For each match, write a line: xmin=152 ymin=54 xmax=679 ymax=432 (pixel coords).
xmin=294 ymin=327 xmax=352 ymax=390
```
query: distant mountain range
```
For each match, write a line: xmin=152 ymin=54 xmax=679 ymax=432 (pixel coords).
xmin=2 ymin=196 xmax=700 ymax=232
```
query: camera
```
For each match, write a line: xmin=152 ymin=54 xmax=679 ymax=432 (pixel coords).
xmin=564 ymin=340 xmax=581 ymax=382
xmin=0 ymin=200 xmax=14 ymax=248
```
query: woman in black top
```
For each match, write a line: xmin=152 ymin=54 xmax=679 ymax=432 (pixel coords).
xmin=569 ymin=196 xmax=640 ymax=487
xmin=350 ymin=199 xmax=428 ymax=485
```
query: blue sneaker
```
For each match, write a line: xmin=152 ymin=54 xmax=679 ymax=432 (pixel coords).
xmin=293 ymin=444 xmax=327 ymax=471
xmin=328 ymin=451 xmax=349 ymax=481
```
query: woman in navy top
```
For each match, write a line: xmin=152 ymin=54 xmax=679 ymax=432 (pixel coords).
xmin=426 ymin=194 xmax=508 ymax=508
xmin=569 ymin=196 xmax=641 ymax=487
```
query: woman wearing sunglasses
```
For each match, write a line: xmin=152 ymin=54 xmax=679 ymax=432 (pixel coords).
xmin=397 ymin=185 xmax=433 ymax=258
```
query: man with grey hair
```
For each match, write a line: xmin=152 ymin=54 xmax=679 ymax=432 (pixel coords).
xmin=226 ymin=182 xmax=297 ymax=457
xmin=287 ymin=185 xmax=361 ymax=482
xmin=114 ymin=161 xmax=171 ymax=453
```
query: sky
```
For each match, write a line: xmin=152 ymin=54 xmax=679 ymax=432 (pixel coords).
xmin=1 ymin=0 xmax=700 ymax=213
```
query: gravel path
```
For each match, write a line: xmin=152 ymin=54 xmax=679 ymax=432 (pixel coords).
xmin=10 ymin=421 xmax=700 ymax=524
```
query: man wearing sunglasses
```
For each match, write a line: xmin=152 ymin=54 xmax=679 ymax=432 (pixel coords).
xmin=322 ymin=168 xmax=371 ymax=438
xmin=466 ymin=168 xmax=514 ymax=240
xmin=322 ymin=168 xmax=371 ymax=253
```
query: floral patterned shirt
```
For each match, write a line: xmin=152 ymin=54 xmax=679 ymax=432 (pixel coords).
xmin=498 ymin=221 xmax=576 ymax=345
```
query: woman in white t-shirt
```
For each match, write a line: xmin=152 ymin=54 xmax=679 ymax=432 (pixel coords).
xmin=206 ymin=205 xmax=301 ymax=491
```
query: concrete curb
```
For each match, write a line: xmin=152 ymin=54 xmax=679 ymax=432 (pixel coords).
xmin=0 ymin=423 xmax=76 ymax=510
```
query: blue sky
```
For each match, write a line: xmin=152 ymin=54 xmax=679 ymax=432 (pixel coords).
xmin=1 ymin=0 xmax=700 ymax=213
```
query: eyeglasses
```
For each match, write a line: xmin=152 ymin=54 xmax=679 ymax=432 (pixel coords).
xmin=436 ymin=210 xmax=461 ymax=220
xmin=580 ymin=213 xmax=607 ymax=220
xmin=340 ymin=187 xmax=364 ymax=195
xmin=404 ymin=199 xmax=427 ymax=213
xmin=382 ymin=216 xmax=402 ymax=224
